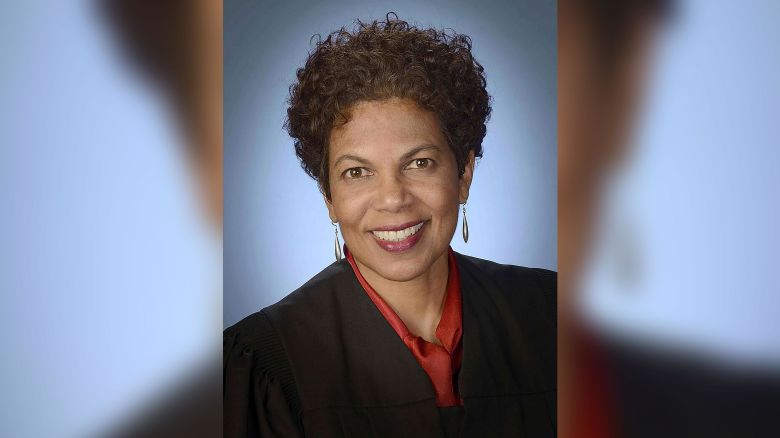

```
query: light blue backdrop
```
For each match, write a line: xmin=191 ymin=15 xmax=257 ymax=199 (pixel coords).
xmin=582 ymin=0 xmax=780 ymax=365
xmin=0 ymin=2 xmax=219 ymax=437
xmin=225 ymin=0 xmax=558 ymax=327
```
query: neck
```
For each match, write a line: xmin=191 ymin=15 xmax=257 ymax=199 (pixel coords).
xmin=355 ymin=250 xmax=450 ymax=344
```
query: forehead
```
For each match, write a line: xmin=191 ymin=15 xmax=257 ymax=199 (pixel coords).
xmin=329 ymin=98 xmax=447 ymax=158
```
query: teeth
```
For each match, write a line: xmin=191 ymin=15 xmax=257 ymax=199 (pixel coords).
xmin=372 ymin=222 xmax=424 ymax=242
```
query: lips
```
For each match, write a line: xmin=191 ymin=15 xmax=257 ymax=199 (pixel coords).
xmin=371 ymin=221 xmax=424 ymax=241
xmin=370 ymin=220 xmax=426 ymax=253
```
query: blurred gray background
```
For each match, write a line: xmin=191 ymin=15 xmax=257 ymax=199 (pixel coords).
xmin=224 ymin=0 xmax=558 ymax=327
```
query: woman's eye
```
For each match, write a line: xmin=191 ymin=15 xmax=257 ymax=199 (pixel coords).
xmin=407 ymin=158 xmax=432 ymax=169
xmin=344 ymin=167 xmax=367 ymax=179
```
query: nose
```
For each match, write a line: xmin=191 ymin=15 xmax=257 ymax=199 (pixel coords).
xmin=373 ymin=173 xmax=411 ymax=212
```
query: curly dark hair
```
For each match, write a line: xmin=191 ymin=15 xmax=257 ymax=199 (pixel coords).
xmin=285 ymin=13 xmax=492 ymax=199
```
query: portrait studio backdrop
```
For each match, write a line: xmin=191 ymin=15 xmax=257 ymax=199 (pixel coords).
xmin=225 ymin=0 xmax=556 ymax=327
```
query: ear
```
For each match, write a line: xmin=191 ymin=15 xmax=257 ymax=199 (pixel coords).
xmin=322 ymin=190 xmax=337 ymax=223
xmin=458 ymin=150 xmax=476 ymax=204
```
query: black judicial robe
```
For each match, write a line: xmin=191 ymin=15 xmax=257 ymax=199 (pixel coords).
xmin=224 ymin=251 xmax=556 ymax=437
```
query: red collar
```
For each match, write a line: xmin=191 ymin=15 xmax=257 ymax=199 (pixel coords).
xmin=345 ymin=246 xmax=463 ymax=406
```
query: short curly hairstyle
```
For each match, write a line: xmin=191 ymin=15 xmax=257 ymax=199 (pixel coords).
xmin=285 ymin=13 xmax=492 ymax=199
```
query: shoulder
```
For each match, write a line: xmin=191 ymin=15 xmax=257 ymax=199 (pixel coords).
xmin=455 ymin=252 xmax=556 ymax=291
xmin=223 ymin=309 xmax=275 ymax=353
xmin=224 ymin=313 xmax=304 ymax=436
xmin=223 ymin=310 xmax=286 ymax=377
xmin=224 ymin=259 xmax=355 ymax=348
xmin=454 ymin=251 xmax=557 ymax=311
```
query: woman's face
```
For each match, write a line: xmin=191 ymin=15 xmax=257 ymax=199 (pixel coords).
xmin=325 ymin=97 xmax=474 ymax=282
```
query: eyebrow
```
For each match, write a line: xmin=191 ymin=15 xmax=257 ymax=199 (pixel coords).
xmin=400 ymin=144 xmax=442 ymax=161
xmin=332 ymin=144 xmax=443 ymax=169
xmin=332 ymin=154 xmax=371 ymax=169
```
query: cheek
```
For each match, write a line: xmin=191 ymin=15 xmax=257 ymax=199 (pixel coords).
xmin=414 ymin=180 xmax=460 ymax=220
xmin=331 ymin=189 xmax=370 ymax=226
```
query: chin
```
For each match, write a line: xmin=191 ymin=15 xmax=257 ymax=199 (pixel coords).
xmin=372 ymin=262 xmax=428 ymax=282
xmin=366 ymin=245 xmax=446 ymax=282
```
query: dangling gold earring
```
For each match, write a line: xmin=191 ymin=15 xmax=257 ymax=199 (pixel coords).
xmin=333 ymin=221 xmax=343 ymax=261
xmin=462 ymin=203 xmax=469 ymax=243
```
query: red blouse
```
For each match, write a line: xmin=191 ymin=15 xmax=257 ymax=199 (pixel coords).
xmin=344 ymin=246 xmax=464 ymax=407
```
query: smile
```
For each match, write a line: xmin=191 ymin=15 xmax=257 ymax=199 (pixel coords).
xmin=371 ymin=222 xmax=425 ymax=241
xmin=370 ymin=221 xmax=427 ymax=253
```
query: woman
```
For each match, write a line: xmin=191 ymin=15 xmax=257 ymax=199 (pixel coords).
xmin=224 ymin=15 xmax=556 ymax=437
